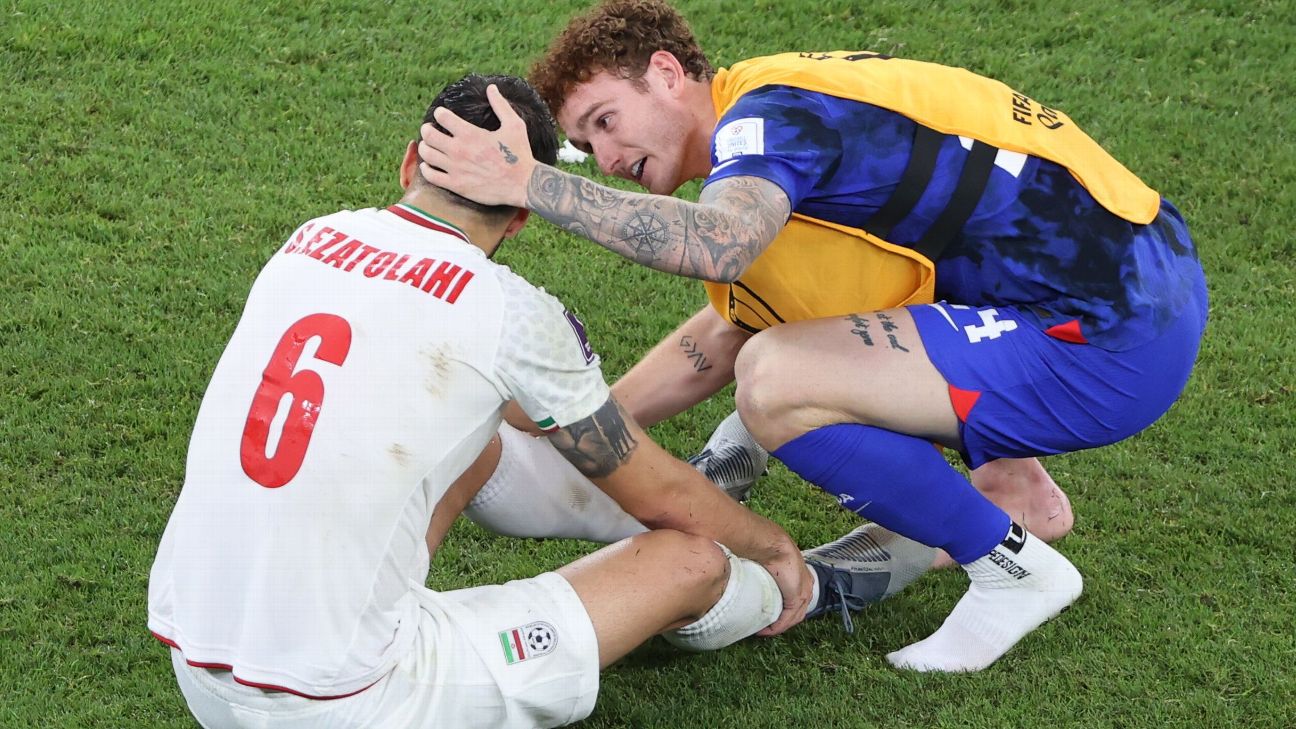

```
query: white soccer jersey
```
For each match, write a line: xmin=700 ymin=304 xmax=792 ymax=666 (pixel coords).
xmin=148 ymin=203 xmax=609 ymax=698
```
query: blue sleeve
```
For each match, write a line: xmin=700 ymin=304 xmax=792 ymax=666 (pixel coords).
xmin=704 ymin=86 xmax=845 ymax=209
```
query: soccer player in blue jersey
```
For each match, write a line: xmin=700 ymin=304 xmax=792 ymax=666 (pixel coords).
xmin=417 ymin=0 xmax=1208 ymax=672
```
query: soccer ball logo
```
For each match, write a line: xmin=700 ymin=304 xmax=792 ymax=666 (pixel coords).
xmin=499 ymin=621 xmax=558 ymax=664
xmin=524 ymin=622 xmax=556 ymax=655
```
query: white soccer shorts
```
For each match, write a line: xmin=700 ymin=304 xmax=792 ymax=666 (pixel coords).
xmin=171 ymin=572 xmax=599 ymax=728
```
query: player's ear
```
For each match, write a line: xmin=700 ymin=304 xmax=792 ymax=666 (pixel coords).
xmin=502 ymin=208 xmax=530 ymax=239
xmin=399 ymin=140 xmax=419 ymax=190
xmin=649 ymin=50 xmax=686 ymax=93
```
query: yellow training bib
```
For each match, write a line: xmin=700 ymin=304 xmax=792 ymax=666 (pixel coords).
xmin=712 ymin=52 xmax=1160 ymax=225
xmin=703 ymin=214 xmax=935 ymax=332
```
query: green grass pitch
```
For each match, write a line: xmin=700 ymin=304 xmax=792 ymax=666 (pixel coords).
xmin=2 ymin=0 xmax=1293 ymax=726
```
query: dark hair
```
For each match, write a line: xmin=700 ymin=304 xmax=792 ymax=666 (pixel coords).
xmin=530 ymin=0 xmax=713 ymax=118
xmin=421 ymin=74 xmax=559 ymax=219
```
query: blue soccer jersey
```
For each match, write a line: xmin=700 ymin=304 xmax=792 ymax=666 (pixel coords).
xmin=705 ymin=85 xmax=1205 ymax=351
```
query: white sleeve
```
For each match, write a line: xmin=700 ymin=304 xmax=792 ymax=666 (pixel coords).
xmin=493 ymin=268 xmax=610 ymax=433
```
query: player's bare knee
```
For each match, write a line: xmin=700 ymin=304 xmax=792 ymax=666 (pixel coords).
xmin=733 ymin=333 xmax=798 ymax=448
xmin=733 ymin=326 xmax=788 ymax=384
xmin=679 ymin=536 xmax=731 ymax=600
xmin=734 ymin=386 xmax=795 ymax=453
xmin=630 ymin=530 xmax=730 ymax=596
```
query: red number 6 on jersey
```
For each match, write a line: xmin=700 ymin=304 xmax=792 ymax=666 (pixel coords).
xmin=240 ymin=313 xmax=353 ymax=488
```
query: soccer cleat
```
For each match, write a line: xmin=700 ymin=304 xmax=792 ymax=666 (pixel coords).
xmin=804 ymin=523 xmax=938 ymax=633
xmin=687 ymin=411 xmax=768 ymax=502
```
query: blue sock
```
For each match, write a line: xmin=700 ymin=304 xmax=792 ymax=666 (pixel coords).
xmin=773 ymin=424 xmax=1010 ymax=564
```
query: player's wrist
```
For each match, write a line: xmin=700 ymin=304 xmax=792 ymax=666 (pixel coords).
xmin=747 ymin=522 xmax=801 ymax=567
xmin=521 ymin=161 xmax=550 ymax=210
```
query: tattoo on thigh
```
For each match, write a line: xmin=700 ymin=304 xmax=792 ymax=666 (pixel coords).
xmin=875 ymin=312 xmax=910 ymax=352
xmin=679 ymin=335 xmax=713 ymax=372
xmin=549 ymin=398 xmax=638 ymax=478
xmin=845 ymin=314 xmax=874 ymax=346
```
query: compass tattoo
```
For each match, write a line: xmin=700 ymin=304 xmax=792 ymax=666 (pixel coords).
xmin=623 ymin=210 xmax=670 ymax=264
xmin=525 ymin=165 xmax=790 ymax=282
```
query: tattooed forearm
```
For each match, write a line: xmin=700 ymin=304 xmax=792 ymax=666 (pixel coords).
xmin=548 ymin=397 xmax=638 ymax=479
xmin=678 ymin=335 xmax=713 ymax=372
xmin=525 ymin=165 xmax=789 ymax=282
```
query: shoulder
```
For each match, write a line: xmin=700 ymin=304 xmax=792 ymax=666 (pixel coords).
xmin=710 ymin=87 xmax=849 ymax=176
xmin=715 ymin=86 xmax=863 ymax=156
xmin=492 ymin=264 xmax=563 ymax=311
xmin=490 ymin=265 xmax=587 ymax=346
xmin=722 ymin=85 xmax=836 ymax=124
xmin=724 ymin=84 xmax=900 ymax=133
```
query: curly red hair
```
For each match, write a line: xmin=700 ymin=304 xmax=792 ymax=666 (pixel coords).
xmin=529 ymin=0 xmax=713 ymax=118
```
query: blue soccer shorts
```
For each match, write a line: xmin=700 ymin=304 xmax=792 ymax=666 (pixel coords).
xmin=908 ymin=281 xmax=1208 ymax=469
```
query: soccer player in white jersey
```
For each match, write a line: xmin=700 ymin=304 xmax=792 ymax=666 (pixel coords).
xmin=146 ymin=74 xmax=897 ymax=729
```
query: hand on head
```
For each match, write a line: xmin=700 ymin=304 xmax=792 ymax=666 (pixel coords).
xmin=419 ymin=84 xmax=537 ymax=209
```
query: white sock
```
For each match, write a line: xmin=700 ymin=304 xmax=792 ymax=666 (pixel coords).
xmin=886 ymin=523 xmax=1083 ymax=672
xmin=464 ymin=424 xmax=647 ymax=543
xmin=663 ymin=545 xmax=782 ymax=652
xmin=808 ymin=566 xmax=821 ymax=610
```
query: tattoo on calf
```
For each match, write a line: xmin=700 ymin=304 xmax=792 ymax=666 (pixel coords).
xmin=679 ymin=335 xmax=713 ymax=372
xmin=499 ymin=142 xmax=518 ymax=164
xmin=549 ymin=398 xmax=638 ymax=478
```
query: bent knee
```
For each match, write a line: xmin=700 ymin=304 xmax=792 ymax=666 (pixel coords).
xmin=733 ymin=327 xmax=790 ymax=389
xmin=733 ymin=330 xmax=802 ymax=442
xmin=625 ymin=530 xmax=730 ymax=592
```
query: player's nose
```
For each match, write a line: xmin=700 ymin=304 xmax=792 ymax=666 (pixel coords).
xmin=592 ymin=142 xmax=620 ymax=177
